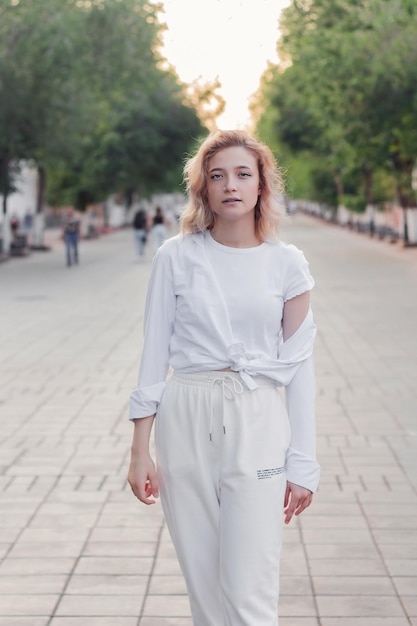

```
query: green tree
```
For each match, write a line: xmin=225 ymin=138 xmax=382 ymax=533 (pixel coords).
xmin=46 ymin=0 xmax=204 ymax=209
xmin=254 ymin=0 xmax=417 ymax=227
xmin=0 ymin=0 xmax=205 ymax=247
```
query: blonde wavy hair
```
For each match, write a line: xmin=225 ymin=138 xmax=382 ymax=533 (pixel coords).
xmin=180 ymin=129 xmax=285 ymax=241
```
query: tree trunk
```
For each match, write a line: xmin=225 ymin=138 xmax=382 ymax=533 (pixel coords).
xmin=36 ymin=165 xmax=46 ymax=214
xmin=332 ymin=168 xmax=344 ymax=198
xmin=364 ymin=168 xmax=375 ymax=236
xmin=397 ymin=182 xmax=409 ymax=244
xmin=1 ymin=158 xmax=12 ymax=255
xmin=32 ymin=165 xmax=47 ymax=248
xmin=1 ymin=157 xmax=9 ymax=216
xmin=330 ymin=169 xmax=343 ymax=221
xmin=364 ymin=168 xmax=373 ymax=206
xmin=395 ymin=163 xmax=415 ymax=244
xmin=125 ymin=188 xmax=134 ymax=208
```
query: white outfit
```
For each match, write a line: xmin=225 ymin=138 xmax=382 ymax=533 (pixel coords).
xmin=129 ymin=231 xmax=319 ymax=491
xmin=129 ymin=231 xmax=319 ymax=625
xmin=156 ymin=371 xmax=289 ymax=626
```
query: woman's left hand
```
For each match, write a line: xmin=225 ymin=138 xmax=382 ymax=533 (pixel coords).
xmin=283 ymin=481 xmax=313 ymax=524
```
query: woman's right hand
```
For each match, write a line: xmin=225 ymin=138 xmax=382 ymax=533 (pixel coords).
xmin=128 ymin=415 xmax=158 ymax=505
xmin=128 ymin=452 xmax=159 ymax=505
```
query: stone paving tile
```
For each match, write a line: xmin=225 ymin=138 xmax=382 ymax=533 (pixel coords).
xmin=393 ymin=576 xmax=417 ymax=594
xmin=17 ymin=527 xmax=90 ymax=543
xmin=386 ymin=559 xmax=417 ymax=576
xmin=279 ymin=621 xmax=319 ymax=626
xmin=279 ymin=576 xmax=313 ymax=596
xmin=299 ymin=514 xmax=369 ymax=529
xmin=280 ymin=556 xmax=310 ymax=577
xmin=142 ymin=595 xmax=191 ymax=617
xmin=320 ymin=616 xmax=412 ymax=626
xmin=0 ymin=575 xmax=67 ymax=594
xmin=0 ymin=615 xmax=48 ymax=626
xmin=54 ymin=594 xmax=143 ymax=616
xmin=373 ymin=529 xmax=417 ymax=544
xmin=153 ymin=558 xmax=184 ymax=577
xmin=403 ymin=595 xmax=417 ymax=616
xmin=306 ymin=542 xmax=380 ymax=559
xmin=0 ymin=544 xmax=10 ymax=559
xmin=0 ymin=594 xmax=58 ymax=615
xmin=148 ymin=575 xmax=188 ymax=595
xmin=0 ymin=558 xmax=76 ymax=575
xmin=302 ymin=528 xmax=375 ymax=544
xmin=73 ymin=556 xmax=153 ymax=576
xmin=313 ymin=576 xmax=396 ymax=595
xmin=65 ymin=573 xmax=147 ymax=595
xmin=316 ymin=595 xmax=404 ymax=619
xmin=83 ymin=540 xmax=157 ymax=557
xmin=89 ymin=525 xmax=162 ymax=542
xmin=309 ymin=558 xmax=387 ymax=576
xmin=50 ymin=615 xmax=138 ymax=626
xmin=139 ymin=617 xmax=192 ymax=626
xmin=8 ymin=540 xmax=86 ymax=559
xmin=279 ymin=594 xmax=317 ymax=616
xmin=379 ymin=544 xmax=417 ymax=559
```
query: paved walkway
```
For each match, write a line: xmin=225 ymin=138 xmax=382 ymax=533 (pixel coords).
xmin=0 ymin=214 xmax=416 ymax=626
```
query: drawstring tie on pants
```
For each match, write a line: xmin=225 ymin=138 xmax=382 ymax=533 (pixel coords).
xmin=208 ymin=375 xmax=244 ymax=441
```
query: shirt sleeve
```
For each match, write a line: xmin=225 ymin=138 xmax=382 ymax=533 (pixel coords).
xmin=284 ymin=245 xmax=315 ymax=302
xmin=129 ymin=245 xmax=176 ymax=420
xmin=285 ymin=352 xmax=320 ymax=492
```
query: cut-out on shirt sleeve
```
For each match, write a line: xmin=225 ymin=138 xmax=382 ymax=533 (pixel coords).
xmin=129 ymin=246 xmax=176 ymax=420
xmin=283 ymin=245 xmax=315 ymax=302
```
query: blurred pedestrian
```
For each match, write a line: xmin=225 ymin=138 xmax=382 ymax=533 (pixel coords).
xmin=128 ymin=130 xmax=319 ymax=625
xmin=151 ymin=206 xmax=167 ymax=249
xmin=10 ymin=214 xmax=19 ymax=241
xmin=62 ymin=206 xmax=80 ymax=267
xmin=132 ymin=208 xmax=148 ymax=258
xmin=23 ymin=212 xmax=33 ymax=244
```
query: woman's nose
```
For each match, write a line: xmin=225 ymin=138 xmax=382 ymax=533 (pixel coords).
xmin=224 ymin=178 xmax=238 ymax=191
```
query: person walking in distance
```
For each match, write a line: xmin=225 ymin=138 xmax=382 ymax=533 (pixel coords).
xmin=151 ymin=206 xmax=167 ymax=249
xmin=62 ymin=206 xmax=80 ymax=267
xmin=128 ymin=130 xmax=320 ymax=626
xmin=132 ymin=207 xmax=148 ymax=258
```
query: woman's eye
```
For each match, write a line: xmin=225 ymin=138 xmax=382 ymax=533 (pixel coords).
xmin=210 ymin=173 xmax=222 ymax=180
xmin=238 ymin=172 xmax=251 ymax=177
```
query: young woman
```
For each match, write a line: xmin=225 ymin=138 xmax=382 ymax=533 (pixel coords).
xmin=128 ymin=129 xmax=320 ymax=626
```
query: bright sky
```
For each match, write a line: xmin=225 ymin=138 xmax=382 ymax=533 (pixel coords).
xmin=158 ymin=0 xmax=290 ymax=130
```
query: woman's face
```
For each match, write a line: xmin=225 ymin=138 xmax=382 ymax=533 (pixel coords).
xmin=206 ymin=146 xmax=260 ymax=227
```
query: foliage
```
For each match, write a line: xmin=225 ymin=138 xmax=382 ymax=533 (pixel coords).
xmin=0 ymin=0 xmax=205 ymax=213
xmin=254 ymin=0 xmax=417 ymax=210
xmin=185 ymin=77 xmax=226 ymax=132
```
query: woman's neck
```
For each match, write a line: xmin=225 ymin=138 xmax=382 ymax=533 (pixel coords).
xmin=210 ymin=221 xmax=261 ymax=249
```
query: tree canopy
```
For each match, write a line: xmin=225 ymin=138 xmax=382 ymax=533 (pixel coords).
xmin=0 ymin=0 xmax=206 ymax=213
xmin=253 ymin=0 xmax=417 ymax=214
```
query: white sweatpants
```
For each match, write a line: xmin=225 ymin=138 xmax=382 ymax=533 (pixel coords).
xmin=155 ymin=371 xmax=290 ymax=626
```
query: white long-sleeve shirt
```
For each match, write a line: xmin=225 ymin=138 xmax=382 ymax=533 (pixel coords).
xmin=129 ymin=230 xmax=320 ymax=492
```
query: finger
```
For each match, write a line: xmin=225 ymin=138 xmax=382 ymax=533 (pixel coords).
xmin=284 ymin=492 xmax=311 ymax=524
xmin=284 ymin=499 xmax=298 ymax=524
xmin=284 ymin=483 xmax=291 ymax=508
xmin=129 ymin=479 xmax=156 ymax=505
xmin=138 ymin=485 xmax=157 ymax=505
xmin=294 ymin=494 xmax=313 ymax=516
xmin=148 ymin=471 xmax=159 ymax=498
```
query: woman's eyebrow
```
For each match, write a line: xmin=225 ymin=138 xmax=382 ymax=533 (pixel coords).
xmin=208 ymin=165 xmax=253 ymax=173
